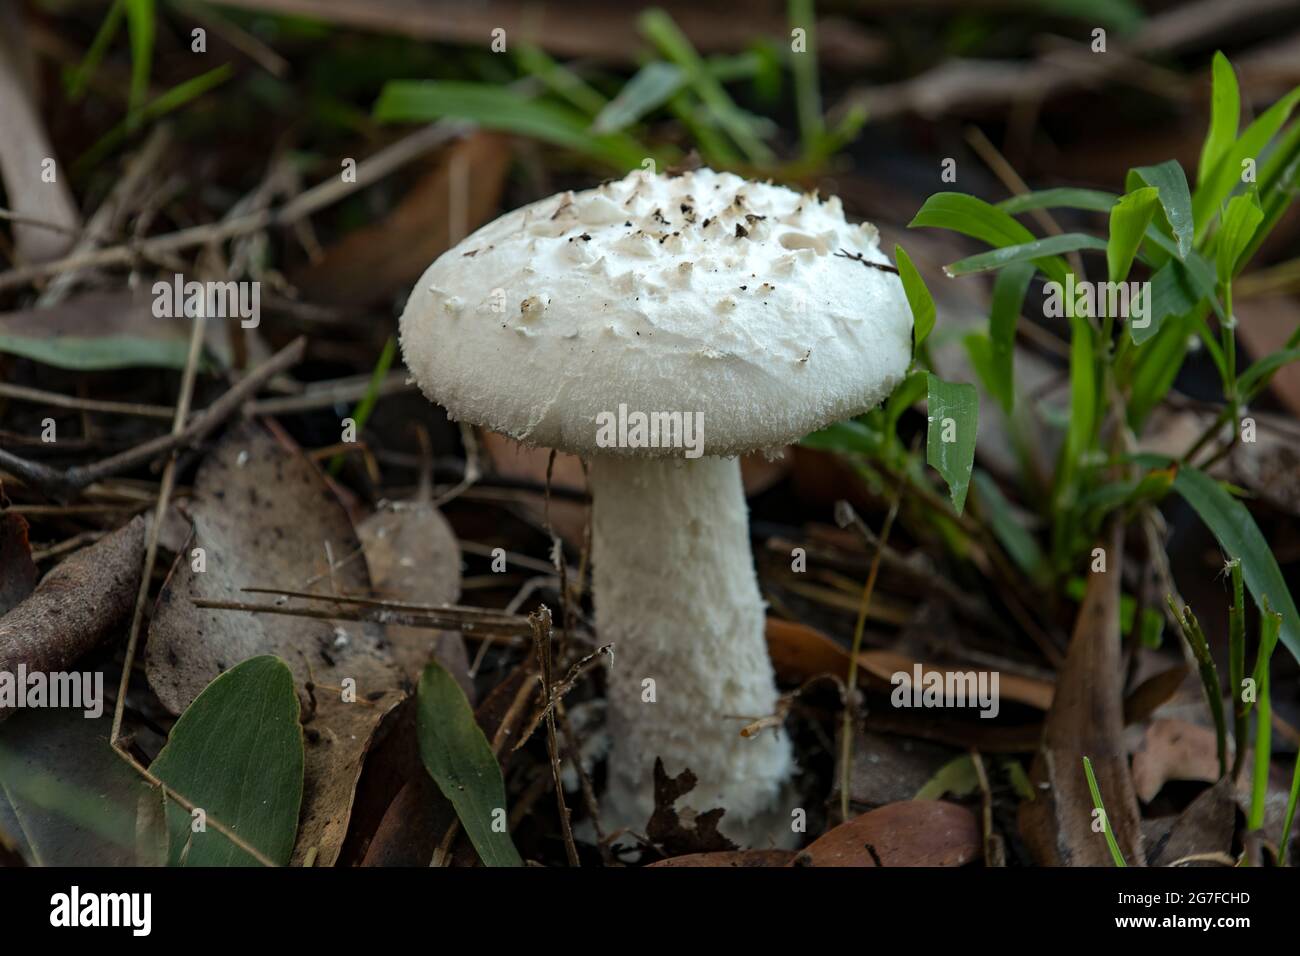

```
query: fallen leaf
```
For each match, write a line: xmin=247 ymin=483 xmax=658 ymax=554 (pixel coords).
xmin=833 ymin=727 xmax=959 ymax=810
xmin=646 ymin=758 xmax=737 ymax=856
xmin=1020 ymin=523 xmax=1145 ymax=866
xmin=0 ymin=510 xmax=37 ymax=615
xmin=150 ymin=656 xmax=305 ymax=866
xmin=793 ymin=800 xmax=981 ymax=867
xmin=1145 ymin=778 xmax=1237 ymax=866
xmin=858 ymin=648 xmax=1054 ymax=711
xmin=1131 ymin=718 xmax=1223 ymax=803
xmin=357 ymin=500 xmax=470 ymax=695
xmin=145 ymin=422 xmax=404 ymax=866
xmin=0 ymin=291 xmax=227 ymax=370
xmin=0 ymin=516 xmax=144 ymax=720
xmin=647 ymin=849 xmax=796 ymax=867
xmin=416 ymin=660 xmax=521 ymax=867
xmin=0 ymin=708 xmax=159 ymax=865
xmin=292 ymin=132 xmax=511 ymax=306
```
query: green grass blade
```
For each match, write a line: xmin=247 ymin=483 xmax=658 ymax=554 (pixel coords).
xmin=1198 ymin=52 xmax=1241 ymax=187
xmin=1249 ymin=602 xmax=1282 ymax=832
xmin=591 ymin=62 xmax=683 ymax=134
xmin=1168 ymin=599 xmax=1227 ymax=779
xmin=997 ymin=188 xmax=1118 ymax=215
xmin=1082 ymin=756 xmax=1128 ymax=866
xmin=894 ymin=245 xmax=935 ymax=353
xmin=787 ymin=0 xmax=824 ymax=157
xmin=638 ymin=8 xmax=774 ymax=165
xmin=944 ymin=233 xmax=1104 ymax=279
xmin=1107 ymin=186 xmax=1159 ymax=283
xmin=1281 ymin=754 xmax=1300 ymax=864
xmin=65 ymin=0 xmax=124 ymax=100
xmin=123 ymin=0 xmax=156 ymax=128
xmin=1215 ymin=191 xmax=1263 ymax=285
xmin=516 ymin=44 xmax=607 ymax=117
xmin=987 ymin=260 xmax=1035 ymax=413
xmin=328 ymin=335 xmax=396 ymax=476
xmin=1126 ymin=160 xmax=1194 ymax=259
xmin=1193 ymin=87 xmax=1300 ymax=242
xmin=375 ymin=81 xmax=648 ymax=170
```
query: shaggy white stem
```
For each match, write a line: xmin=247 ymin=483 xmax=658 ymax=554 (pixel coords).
xmin=589 ymin=454 xmax=792 ymax=842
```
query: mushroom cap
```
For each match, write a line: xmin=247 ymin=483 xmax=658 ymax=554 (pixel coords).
xmin=399 ymin=167 xmax=913 ymax=458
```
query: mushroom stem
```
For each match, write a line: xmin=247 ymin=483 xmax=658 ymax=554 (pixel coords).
xmin=588 ymin=454 xmax=792 ymax=841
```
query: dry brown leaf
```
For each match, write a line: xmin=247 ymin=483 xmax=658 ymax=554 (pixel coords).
xmin=646 ymin=758 xmax=737 ymax=856
xmin=1131 ymin=718 xmax=1223 ymax=802
xmin=356 ymin=501 xmax=470 ymax=697
xmin=1020 ymin=523 xmax=1145 ymax=866
xmin=1145 ymin=778 xmax=1237 ymax=866
xmin=0 ymin=516 xmax=143 ymax=720
xmin=144 ymin=422 xmax=404 ymax=866
xmin=292 ymin=132 xmax=511 ymax=306
xmin=792 ymin=800 xmax=980 ymax=867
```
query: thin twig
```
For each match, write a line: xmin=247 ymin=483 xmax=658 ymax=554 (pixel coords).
xmin=530 ymin=606 xmax=580 ymax=866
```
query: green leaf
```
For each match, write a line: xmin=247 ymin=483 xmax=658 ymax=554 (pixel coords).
xmin=150 ymin=656 xmax=304 ymax=866
xmin=1127 ymin=160 xmax=1194 ymax=259
xmin=943 ymin=233 xmax=1106 ymax=279
xmin=911 ymin=192 xmax=1038 ymax=247
xmin=638 ymin=8 xmax=774 ymax=165
xmin=926 ymin=374 xmax=979 ymax=514
xmin=1198 ymin=52 xmax=1241 ymax=186
xmin=417 ymin=660 xmax=522 ymax=867
xmin=65 ymin=0 xmax=124 ymax=100
xmin=914 ymin=755 xmax=979 ymax=800
xmin=884 ymin=370 xmax=928 ymax=434
xmin=1153 ymin=463 xmax=1300 ymax=663
xmin=894 ymin=245 xmax=935 ymax=352
xmin=516 ymin=44 xmax=607 ymax=116
xmin=1082 ymin=756 xmax=1127 ymax=866
xmin=801 ymin=418 xmax=885 ymax=455
xmin=787 ymin=0 xmax=824 ymax=155
xmin=591 ymin=63 xmax=683 ymax=133
xmin=1239 ymin=346 xmax=1300 ymax=397
xmin=1193 ymin=87 xmax=1300 ymax=242
xmin=987 ymin=261 xmax=1034 ymax=414
xmin=123 ymin=0 xmax=155 ymax=126
xmin=972 ymin=469 xmax=1044 ymax=579
xmin=1107 ymin=186 xmax=1159 ymax=283
xmin=997 ymin=188 xmax=1118 ymax=215
xmin=1215 ymin=191 xmax=1263 ymax=284
xmin=1065 ymin=314 xmax=1096 ymax=484
xmin=374 ymin=81 xmax=647 ymax=170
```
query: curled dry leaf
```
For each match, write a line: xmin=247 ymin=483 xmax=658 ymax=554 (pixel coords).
xmin=144 ymin=422 xmax=404 ymax=866
xmin=0 ymin=516 xmax=144 ymax=720
xmin=792 ymin=800 xmax=981 ymax=867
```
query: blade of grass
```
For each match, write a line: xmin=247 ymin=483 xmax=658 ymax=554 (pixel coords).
xmin=515 ymin=44 xmax=606 ymax=117
xmin=1229 ymin=558 xmax=1249 ymax=780
xmin=1248 ymin=601 xmax=1282 ymax=834
xmin=590 ymin=62 xmax=683 ymax=134
xmin=327 ymin=336 xmax=396 ymax=476
xmin=1082 ymin=756 xmax=1128 ymax=866
xmin=787 ymin=0 xmax=824 ymax=159
xmin=639 ymin=8 xmax=774 ymax=165
xmin=123 ymin=0 xmax=156 ymax=128
xmin=1198 ymin=52 xmax=1240 ymax=186
xmin=65 ymin=0 xmax=124 ymax=100
xmin=1167 ymin=598 xmax=1227 ymax=779
xmin=74 ymin=64 xmax=233 ymax=175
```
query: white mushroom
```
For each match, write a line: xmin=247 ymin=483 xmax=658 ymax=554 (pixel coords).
xmin=399 ymin=167 xmax=912 ymax=844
